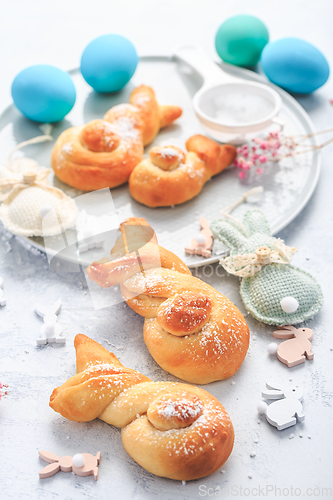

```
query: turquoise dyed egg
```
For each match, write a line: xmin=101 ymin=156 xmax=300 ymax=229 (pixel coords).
xmin=81 ymin=34 xmax=138 ymax=93
xmin=11 ymin=65 xmax=76 ymax=123
xmin=215 ymin=15 xmax=269 ymax=67
xmin=261 ymin=38 xmax=330 ymax=94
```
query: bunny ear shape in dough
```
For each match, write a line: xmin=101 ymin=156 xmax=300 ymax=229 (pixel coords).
xmin=243 ymin=209 xmax=271 ymax=237
xmin=210 ymin=218 xmax=248 ymax=253
xmin=74 ymin=333 xmax=124 ymax=373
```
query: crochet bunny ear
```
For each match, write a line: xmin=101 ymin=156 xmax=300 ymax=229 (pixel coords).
xmin=240 ymin=264 xmax=323 ymax=325
xmin=210 ymin=218 xmax=248 ymax=252
xmin=243 ymin=209 xmax=271 ymax=237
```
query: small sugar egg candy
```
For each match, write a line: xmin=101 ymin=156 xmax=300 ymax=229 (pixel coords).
xmin=261 ymin=38 xmax=330 ymax=94
xmin=81 ymin=34 xmax=138 ymax=93
xmin=11 ymin=65 xmax=76 ymax=123
xmin=0 ymin=171 xmax=78 ymax=237
xmin=215 ymin=15 xmax=269 ymax=67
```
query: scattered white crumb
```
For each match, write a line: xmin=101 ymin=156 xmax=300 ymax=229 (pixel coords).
xmin=289 ymin=434 xmax=294 ymax=439
xmin=250 ymin=451 xmax=256 ymax=457
xmin=308 ymin=435 xmax=312 ymax=439
xmin=182 ymin=481 xmax=186 ymax=486
xmin=299 ymin=434 xmax=303 ymax=438
xmin=248 ymin=474 xmax=253 ymax=479
xmin=231 ymin=381 xmax=235 ymax=385
xmin=254 ymin=439 xmax=259 ymax=444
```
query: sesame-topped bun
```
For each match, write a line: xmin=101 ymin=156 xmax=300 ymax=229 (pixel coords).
xmin=50 ymin=334 xmax=234 ymax=481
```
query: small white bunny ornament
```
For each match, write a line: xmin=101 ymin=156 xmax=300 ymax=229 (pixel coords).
xmin=259 ymin=382 xmax=305 ymax=430
xmin=0 ymin=277 xmax=6 ymax=306
xmin=35 ymin=299 xmax=66 ymax=345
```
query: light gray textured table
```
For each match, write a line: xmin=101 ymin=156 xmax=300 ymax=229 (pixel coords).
xmin=1 ymin=1 xmax=332 ymax=499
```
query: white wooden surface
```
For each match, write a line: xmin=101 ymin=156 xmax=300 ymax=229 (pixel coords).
xmin=0 ymin=1 xmax=332 ymax=499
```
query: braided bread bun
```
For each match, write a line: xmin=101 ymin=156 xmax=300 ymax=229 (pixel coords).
xmin=128 ymin=135 xmax=236 ymax=207
xmin=51 ymin=85 xmax=182 ymax=191
xmin=50 ymin=334 xmax=234 ymax=481
xmin=87 ymin=218 xmax=249 ymax=384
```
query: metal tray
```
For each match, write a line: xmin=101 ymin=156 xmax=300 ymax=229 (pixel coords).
xmin=0 ymin=55 xmax=320 ymax=268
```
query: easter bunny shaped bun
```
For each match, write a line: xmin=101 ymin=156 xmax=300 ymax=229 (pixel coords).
xmin=211 ymin=209 xmax=323 ymax=325
xmin=273 ymin=326 xmax=314 ymax=367
xmin=262 ymin=382 xmax=305 ymax=430
xmin=39 ymin=450 xmax=101 ymax=480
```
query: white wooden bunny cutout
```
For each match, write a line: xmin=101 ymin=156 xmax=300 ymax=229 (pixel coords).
xmin=273 ymin=325 xmax=314 ymax=367
xmin=39 ymin=450 xmax=101 ymax=480
xmin=35 ymin=299 xmax=66 ymax=345
xmin=262 ymin=382 xmax=305 ymax=430
xmin=0 ymin=277 xmax=6 ymax=307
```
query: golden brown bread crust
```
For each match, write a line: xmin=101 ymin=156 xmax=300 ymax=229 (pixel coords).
xmin=51 ymin=85 xmax=182 ymax=191
xmin=50 ymin=334 xmax=234 ymax=481
xmin=87 ymin=217 xmax=249 ymax=384
xmin=51 ymin=105 xmax=143 ymax=191
xmin=128 ymin=85 xmax=182 ymax=146
xmin=157 ymin=292 xmax=212 ymax=335
xmin=186 ymin=134 xmax=237 ymax=177
xmin=128 ymin=135 xmax=237 ymax=207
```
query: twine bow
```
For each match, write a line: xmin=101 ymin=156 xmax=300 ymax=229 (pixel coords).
xmin=220 ymin=240 xmax=297 ymax=278
xmin=0 ymin=169 xmax=50 ymax=202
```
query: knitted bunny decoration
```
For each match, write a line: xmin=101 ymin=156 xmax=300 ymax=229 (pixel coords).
xmin=211 ymin=209 xmax=323 ymax=326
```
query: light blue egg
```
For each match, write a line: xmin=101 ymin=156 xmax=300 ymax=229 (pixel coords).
xmin=81 ymin=34 xmax=138 ymax=93
xmin=11 ymin=65 xmax=76 ymax=123
xmin=261 ymin=38 xmax=330 ymax=94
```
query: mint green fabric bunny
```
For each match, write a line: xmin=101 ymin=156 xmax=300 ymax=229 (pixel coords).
xmin=211 ymin=209 xmax=323 ymax=326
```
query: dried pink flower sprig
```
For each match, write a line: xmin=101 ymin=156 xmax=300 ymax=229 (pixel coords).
xmin=234 ymin=128 xmax=333 ymax=179
xmin=0 ymin=382 xmax=9 ymax=400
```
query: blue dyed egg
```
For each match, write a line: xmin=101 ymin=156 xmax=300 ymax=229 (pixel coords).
xmin=261 ymin=38 xmax=330 ymax=94
xmin=11 ymin=65 xmax=76 ymax=123
xmin=81 ymin=34 xmax=138 ymax=93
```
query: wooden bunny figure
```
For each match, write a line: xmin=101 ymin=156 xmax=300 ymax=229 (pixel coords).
xmin=185 ymin=217 xmax=214 ymax=258
xmin=273 ymin=326 xmax=314 ymax=367
xmin=39 ymin=450 xmax=101 ymax=480
xmin=262 ymin=382 xmax=305 ymax=430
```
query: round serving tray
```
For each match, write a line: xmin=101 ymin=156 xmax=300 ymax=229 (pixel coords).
xmin=0 ymin=55 xmax=320 ymax=268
